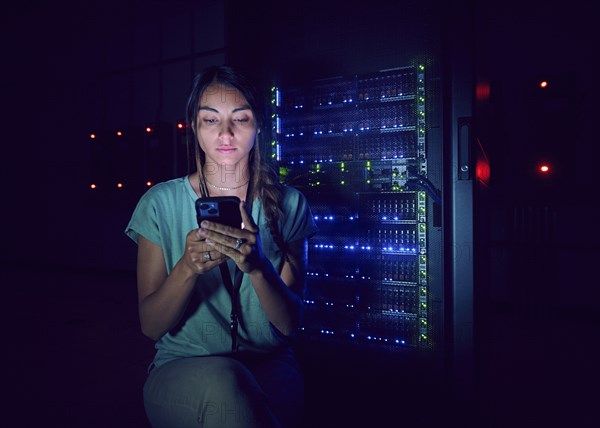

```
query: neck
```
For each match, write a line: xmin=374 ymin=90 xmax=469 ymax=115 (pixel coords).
xmin=202 ymin=162 xmax=249 ymax=188
xmin=191 ymin=171 xmax=250 ymax=200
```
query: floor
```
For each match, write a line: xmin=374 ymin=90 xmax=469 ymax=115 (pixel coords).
xmin=5 ymin=266 xmax=598 ymax=427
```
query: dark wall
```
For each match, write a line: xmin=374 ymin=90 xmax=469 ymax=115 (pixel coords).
xmin=473 ymin=1 xmax=599 ymax=310
xmin=3 ymin=0 xmax=227 ymax=272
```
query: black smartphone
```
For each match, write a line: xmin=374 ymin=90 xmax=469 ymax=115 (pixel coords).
xmin=195 ymin=196 xmax=242 ymax=229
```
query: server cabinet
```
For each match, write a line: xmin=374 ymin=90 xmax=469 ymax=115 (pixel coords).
xmin=272 ymin=64 xmax=445 ymax=355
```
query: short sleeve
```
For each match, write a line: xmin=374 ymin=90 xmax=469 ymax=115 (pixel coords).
xmin=124 ymin=188 xmax=162 ymax=247
xmin=280 ymin=186 xmax=318 ymax=243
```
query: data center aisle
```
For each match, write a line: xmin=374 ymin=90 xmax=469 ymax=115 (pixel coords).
xmin=5 ymin=266 xmax=597 ymax=428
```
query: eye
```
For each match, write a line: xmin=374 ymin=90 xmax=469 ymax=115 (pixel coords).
xmin=233 ymin=117 xmax=250 ymax=123
xmin=202 ymin=118 xmax=218 ymax=124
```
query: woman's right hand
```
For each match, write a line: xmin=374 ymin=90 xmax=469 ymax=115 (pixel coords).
xmin=182 ymin=228 xmax=227 ymax=274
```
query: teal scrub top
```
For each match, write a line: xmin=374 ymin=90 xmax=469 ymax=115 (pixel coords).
xmin=125 ymin=176 xmax=317 ymax=368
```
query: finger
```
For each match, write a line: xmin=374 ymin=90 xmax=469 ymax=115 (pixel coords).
xmin=201 ymin=250 xmax=226 ymax=263
xmin=239 ymin=201 xmax=258 ymax=232
xmin=205 ymin=239 xmax=234 ymax=257
xmin=187 ymin=228 xmax=205 ymax=242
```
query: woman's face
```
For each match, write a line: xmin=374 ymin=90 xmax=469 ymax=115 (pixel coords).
xmin=196 ymin=84 xmax=257 ymax=170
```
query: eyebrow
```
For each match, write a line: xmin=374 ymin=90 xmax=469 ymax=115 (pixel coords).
xmin=198 ymin=105 xmax=252 ymax=113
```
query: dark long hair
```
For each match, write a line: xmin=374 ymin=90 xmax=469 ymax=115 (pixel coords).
xmin=185 ymin=65 xmax=285 ymax=253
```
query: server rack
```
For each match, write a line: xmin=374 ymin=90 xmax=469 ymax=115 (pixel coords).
xmin=272 ymin=65 xmax=444 ymax=354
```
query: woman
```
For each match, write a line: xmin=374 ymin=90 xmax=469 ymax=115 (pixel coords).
xmin=125 ymin=65 xmax=317 ymax=428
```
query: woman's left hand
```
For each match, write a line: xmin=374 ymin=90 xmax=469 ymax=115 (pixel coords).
xmin=198 ymin=201 xmax=265 ymax=273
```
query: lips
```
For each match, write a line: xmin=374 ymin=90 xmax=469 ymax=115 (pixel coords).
xmin=216 ymin=146 xmax=236 ymax=153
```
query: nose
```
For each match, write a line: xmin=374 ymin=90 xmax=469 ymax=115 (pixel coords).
xmin=218 ymin=122 xmax=234 ymax=142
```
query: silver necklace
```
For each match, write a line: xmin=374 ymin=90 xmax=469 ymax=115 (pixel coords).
xmin=205 ymin=179 xmax=249 ymax=191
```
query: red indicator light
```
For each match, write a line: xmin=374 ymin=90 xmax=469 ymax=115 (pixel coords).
xmin=146 ymin=127 xmax=153 ymax=133
xmin=90 ymin=183 xmax=97 ymax=189
xmin=538 ymin=164 xmax=551 ymax=174
xmin=146 ymin=181 xmax=153 ymax=187
xmin=117 ymin=131 xmax=123 ymax=137
xmin=539 ymin=81 xmax=548 ymax=89
xmin=177 ymin=123 xmax=184 ymax=129
xmin=90 ymin=133 xmax=96 ymax=139
xmin=476 ymin=81 xmax=490 ymax=101
xmin=117 ymin=183 xmax=123 ymax=188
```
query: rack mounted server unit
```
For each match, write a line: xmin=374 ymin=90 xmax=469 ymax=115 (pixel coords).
xmin=272 ymin=65 xmax=443 ymax=353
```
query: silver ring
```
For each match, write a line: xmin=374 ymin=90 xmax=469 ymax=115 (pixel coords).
xmin=234 ymin=238 xmax=244 ymax=250
xmin=203 ymin=252 xmax=212 ymax=261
